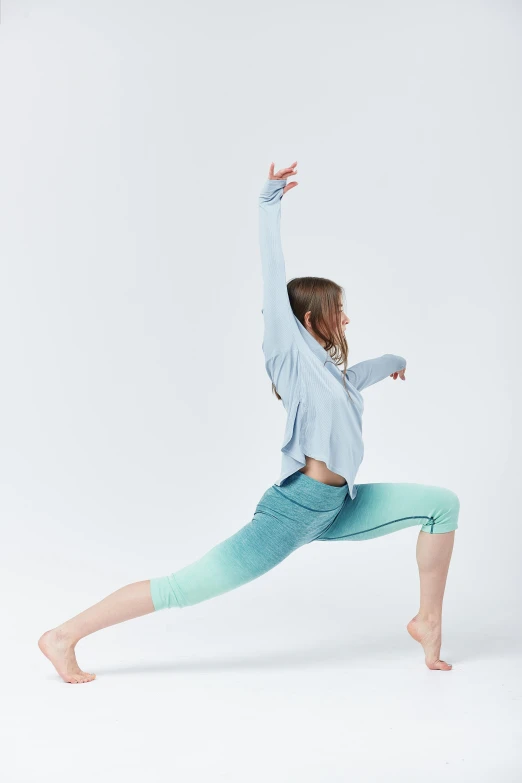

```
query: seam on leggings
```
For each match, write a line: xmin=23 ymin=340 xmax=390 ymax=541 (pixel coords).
xmin=269 ymin=486 xmax=346 ymax=514
xmin=255 ymin=503 xmax=340 ymax=527
xmin=254 ymin=505 xmax=349 ymax=546
xmin=311 ymin=503 xmax=347 ymax=541
xmin=322 ymin=515 xmax=435 ymax=539
xmin=253 ymin=507 xmax=292 ymax=525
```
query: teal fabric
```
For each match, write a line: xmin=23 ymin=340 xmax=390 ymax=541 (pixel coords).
xmin=259 ymin=177 xmax=407 ymax=498
xmin=149 ymin=471 xmax=459 ymax=611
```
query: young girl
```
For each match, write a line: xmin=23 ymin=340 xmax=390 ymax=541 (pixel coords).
xmin=39 ymin=161 xmax=459 ymax=683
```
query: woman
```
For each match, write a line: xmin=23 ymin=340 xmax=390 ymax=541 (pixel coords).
xmin=39 ymin=161 xmax=459 ymax=683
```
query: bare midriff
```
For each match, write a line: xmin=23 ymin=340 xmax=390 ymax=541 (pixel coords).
xmin=299 ymin=456 xmax=347 ymax=487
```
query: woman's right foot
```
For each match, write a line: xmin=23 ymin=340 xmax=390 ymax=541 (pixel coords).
xmin=38 ymin=628 xmax=96 ymax=684
xmin=406 ymin=616 xmax=452 ymax=671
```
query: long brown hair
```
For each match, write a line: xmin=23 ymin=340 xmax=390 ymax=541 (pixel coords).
xmin=271 ymin=276 xmax=352 ymax=401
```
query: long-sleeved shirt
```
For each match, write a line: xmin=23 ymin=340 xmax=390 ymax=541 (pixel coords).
xmin=259 ymin=177 xmax=406 ymax=499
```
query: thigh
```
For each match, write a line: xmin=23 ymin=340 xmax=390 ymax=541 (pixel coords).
xmin=315 ymin=482 xmax=460 ymax=542
xmin=150 ymin=484 xmax=331 ymax=610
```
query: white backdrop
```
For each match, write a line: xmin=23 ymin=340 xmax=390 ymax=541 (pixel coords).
xmin=1 ymin=1 xmax=521 ymax=781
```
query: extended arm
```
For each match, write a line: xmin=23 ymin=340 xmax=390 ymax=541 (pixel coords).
xmin=258 ymin=178 xmax=300 ymax=359
xmin=346 ymin=354 xmax=407 ymax=391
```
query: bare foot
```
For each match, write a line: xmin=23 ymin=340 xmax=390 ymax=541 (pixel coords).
xmin=38 ymin=629 xmax=96 ymax=684
xmin=406 ymin=616 xmax=452 ymax=671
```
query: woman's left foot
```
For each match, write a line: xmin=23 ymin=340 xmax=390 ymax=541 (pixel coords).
xmin=38 ymin=629 xmax=96 ymax=683
xmin=406 ymin=616 xmax=452 ymax=670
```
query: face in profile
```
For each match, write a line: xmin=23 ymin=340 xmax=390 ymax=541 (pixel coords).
xmin=338 ymin=298 xmax=350 ymax=331
xmin=306 ymin=296 xmax=350 ymax=347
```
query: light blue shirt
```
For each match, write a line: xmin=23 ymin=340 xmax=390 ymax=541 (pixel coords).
xmin=259 ymin=177 xmax=406 ymax=498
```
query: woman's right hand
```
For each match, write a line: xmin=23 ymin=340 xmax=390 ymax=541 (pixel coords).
xmin=267 ymin=161 xmax=299 ymax=196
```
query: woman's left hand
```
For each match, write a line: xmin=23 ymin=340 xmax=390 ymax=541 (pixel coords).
xmin=390 ymin=368 xmax=406 ymax=381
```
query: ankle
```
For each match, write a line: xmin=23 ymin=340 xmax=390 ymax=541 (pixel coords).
xmin=53 ymin=625 xmax=80 ymax=646
xmin=415 ymin=612 xmax=441 ymax=625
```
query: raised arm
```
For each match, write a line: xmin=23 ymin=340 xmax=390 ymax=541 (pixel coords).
xmin=346 ymin=354 xmax=407 ymax=391
xmin=258 ymin=165 xmax=300 ymax=359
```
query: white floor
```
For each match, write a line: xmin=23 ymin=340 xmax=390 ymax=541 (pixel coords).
xmin=7 ymin=594 xmax=522 ymax=782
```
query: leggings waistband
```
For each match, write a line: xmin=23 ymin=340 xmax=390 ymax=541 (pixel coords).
xmin=275 ymin=470 xmax=350 ymax=511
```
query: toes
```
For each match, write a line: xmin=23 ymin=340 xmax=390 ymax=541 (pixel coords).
xmin=427 ymin=659 xmax=452 ymax=670
xmin=66 ymin=672 xmax=96 ymax=683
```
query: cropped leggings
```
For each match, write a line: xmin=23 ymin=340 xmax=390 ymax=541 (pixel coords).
xmin=150 ymin=470 xmax=460 ymax=611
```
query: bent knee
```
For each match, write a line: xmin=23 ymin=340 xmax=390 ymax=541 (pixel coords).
xmin=430 ymin=486 xmax=460 ymax=532
xmin=439 ymin=487 xmax=460 ymax=513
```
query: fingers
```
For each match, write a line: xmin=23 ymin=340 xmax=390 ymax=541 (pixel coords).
xmin=282 ymin=182 xmax=299 ymax=195
xmin=282 ymin=161 xmax=298 ymax=176
xmin=280 ymin=161 xmax=298 ymax=178
xmin=268 ymin=161 xmax=298 ymax=180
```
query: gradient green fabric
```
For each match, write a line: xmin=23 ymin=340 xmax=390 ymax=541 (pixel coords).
xmin=149 ymin=471 xmax=459 ymax=611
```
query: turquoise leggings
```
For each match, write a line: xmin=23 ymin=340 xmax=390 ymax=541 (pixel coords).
xmin=150 ymin=471 xmax=460 ymax=611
